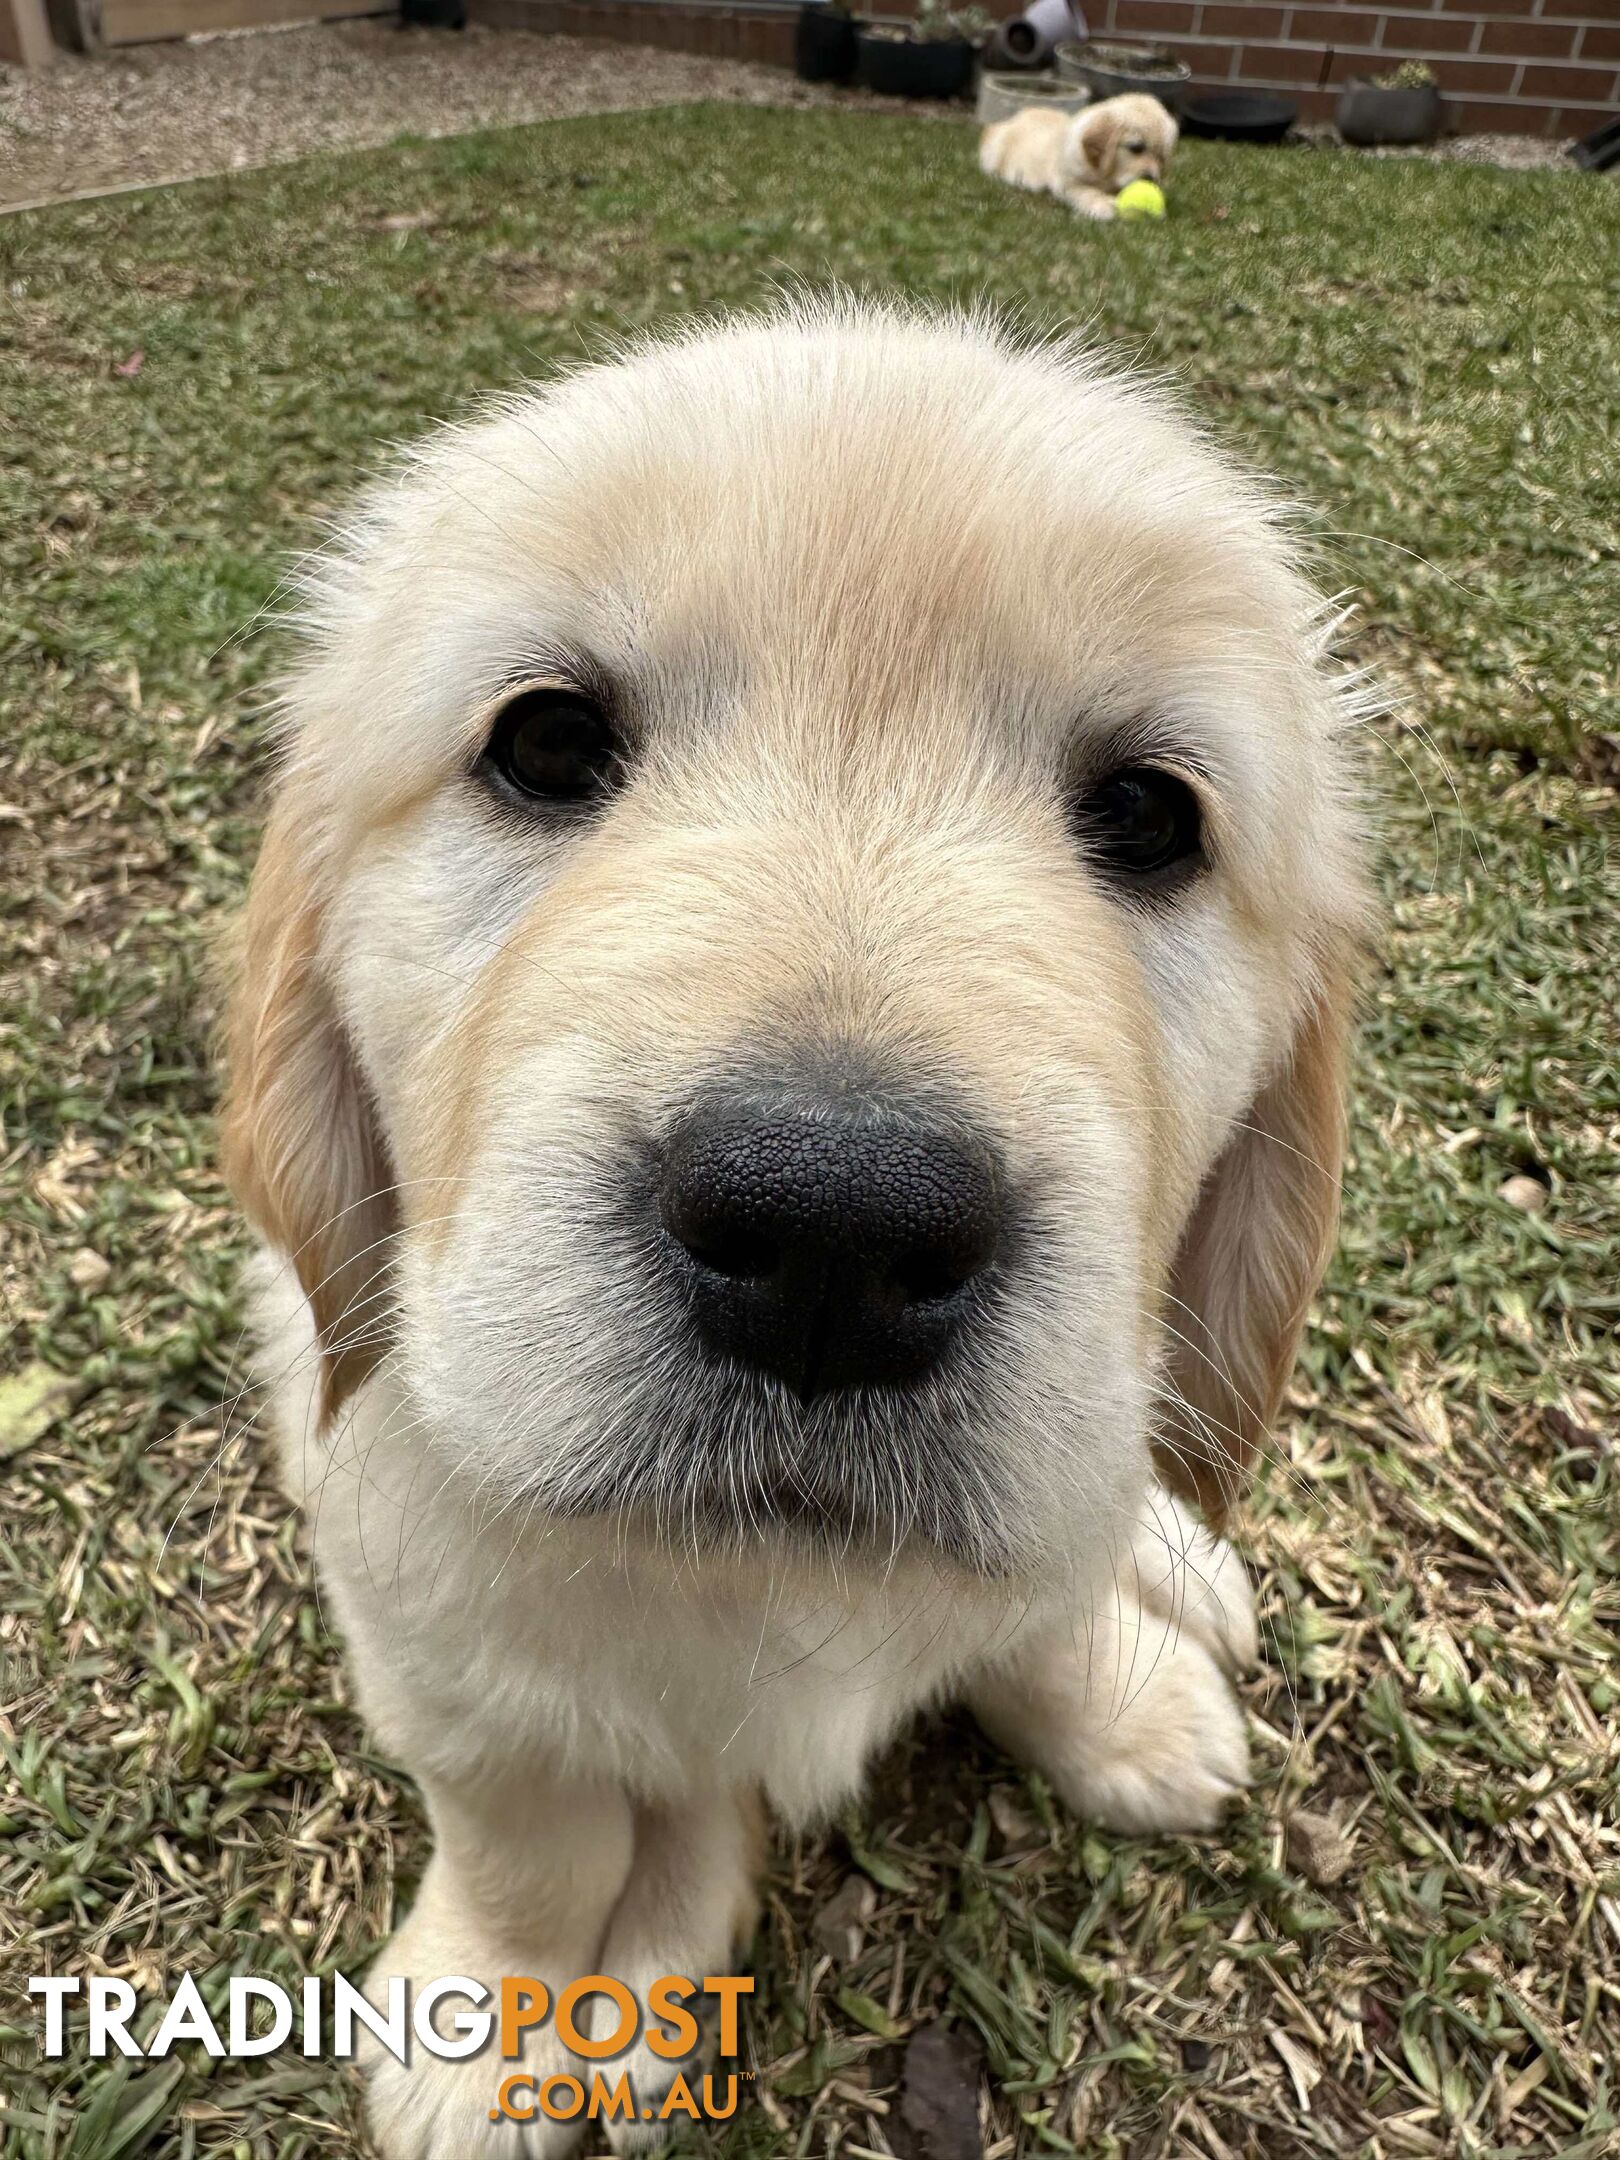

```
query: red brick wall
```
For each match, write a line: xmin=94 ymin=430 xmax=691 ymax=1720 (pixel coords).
xmin=476 ymin=0 xmax=797 ymax=67
xmin=473 ymin=0 xmax=1618 ymax=136
xmin=1081 ymin=0 xmax=1618 ymax=134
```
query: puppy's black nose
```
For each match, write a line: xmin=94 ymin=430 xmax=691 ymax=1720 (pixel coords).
xmin=658 ymin=1100 xmax=1000 ymax=1397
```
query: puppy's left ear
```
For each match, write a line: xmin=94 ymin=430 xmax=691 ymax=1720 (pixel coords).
xmin=220 ymin=793 xmax=398 ymax=1423
xmin=1077 ymin=104 xmax=1125 ymax=184
xmin=1156 ymin=947 xmax=1357 ymax=1524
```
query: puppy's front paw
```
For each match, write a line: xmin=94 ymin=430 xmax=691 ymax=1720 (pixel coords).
xmin=1055 ymin=1631 xmax=1252 ymax=1835
xmin=362 ymin=1878 xmax=585 ymax=2160
xmin=367 ymin=2036 xmax=580 ymax=2160
xmin=591 ymin=1794 xmax=763 ymax=2154
xmin=1132 ymin=1492 xmax=1260 ymax=1677
xmin=1079 ymin=198 xmax=1118 ymax=220
xmin=970 ymin=1497 xmax=1258 ymax=1837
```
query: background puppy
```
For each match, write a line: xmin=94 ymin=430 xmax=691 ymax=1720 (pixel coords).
xmin=980 ymin=92 xmax=1178 ymax=219
xmin=225 ymin=298 xmax=1365 ymax=2157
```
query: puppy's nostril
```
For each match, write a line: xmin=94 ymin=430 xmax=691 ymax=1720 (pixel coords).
xmin=665 ymin=1210 xmax=779 ymax=1282
xmin=894 ymin=1246 xmax=977 ymax=1304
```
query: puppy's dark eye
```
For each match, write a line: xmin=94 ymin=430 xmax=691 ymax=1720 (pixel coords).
xmin=479 ymin=687 xmax=619 ymax=805
xmin=1071 ymin=765 xmax=1204 ymax=886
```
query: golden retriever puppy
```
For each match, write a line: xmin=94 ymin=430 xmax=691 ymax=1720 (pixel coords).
xmin=224 ymin=298 xmax=1366 ymax=2157
xmin=980 ymin=91 xmax=1179 ymax=218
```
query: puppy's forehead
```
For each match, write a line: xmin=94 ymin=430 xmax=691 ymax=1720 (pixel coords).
xmin=348 ymin=318 xmax=1304 ymax=731
xmin=298 ymin=314 xmax=1335 ymax=883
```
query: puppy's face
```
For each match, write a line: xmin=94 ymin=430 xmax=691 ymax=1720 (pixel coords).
xmin=1077 ymin=94 xmax=1179 ymax=190
xmin=226 ymin=308 xmax=1364 ymax=1582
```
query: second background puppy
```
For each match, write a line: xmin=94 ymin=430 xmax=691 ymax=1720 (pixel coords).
xmin=980 ymin=92 xmax=1177 ymax=220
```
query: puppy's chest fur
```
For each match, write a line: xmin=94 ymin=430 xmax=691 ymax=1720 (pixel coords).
xmin=257 ymin=1255 xmax=1049 ymax=1822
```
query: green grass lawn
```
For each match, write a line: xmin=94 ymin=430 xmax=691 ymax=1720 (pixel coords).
xmin=1 ymin=103 xmax=1616 ymax=2160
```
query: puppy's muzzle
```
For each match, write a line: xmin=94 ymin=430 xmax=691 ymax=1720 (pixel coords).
xmin=657 ymin=1093 xmax=1001 ymax=1399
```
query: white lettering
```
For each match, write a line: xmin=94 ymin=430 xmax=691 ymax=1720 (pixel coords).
xmin=150 ymin=1973 xmax=224 ymax=2058
xmin=28 ymin=1977 xmax=80 ymax=2057
xmin=414 ymin=1977 xmax=492 ymax=2060
xmin=228 ymin=1978 xmax=292 ymax=2057
xmin=88 ymin=1978 xmax=142 ymax=2060
xmin=331 ymin=1972 xmax=408 ymax=2064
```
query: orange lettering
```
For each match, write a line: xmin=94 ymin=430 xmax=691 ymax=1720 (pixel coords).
xmin=499 ymin=1978 xmax=548 ymax=2060
xmin=588 ymin=2070 xmax=635 ymax=2121
xmin=538 ymin=2073 xmax=585 ymax=2121
xmin=495 ymin=2074 xmax=536 ymax=2121
xmin=703 ymin=2073 xmax=740 ymax=2120
xmin=645 ymin=1975 xmax=699 ymax=2062
xmin=658 ymin=2071 xmax=701 ymax=2122
xmin=554 ymin=1976 xmax=637 ymax=2059
xmin=702 ymin=1975 xmax=754 ymax=2056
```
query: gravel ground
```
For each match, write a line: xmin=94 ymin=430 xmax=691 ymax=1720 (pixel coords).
xmin=1294 ymin=120 xmax=1574 ymax=170
xmin=1398 ymin=130 xmax=1574 ymax=168
xmin=1 ymin=21 xmax=1578 ymax=213
xmin=0 ymin=20 xmax=932 ymax=211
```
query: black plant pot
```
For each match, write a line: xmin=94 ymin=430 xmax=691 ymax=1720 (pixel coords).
xmin=795 ymin=4 xmax=860 ymax=84
xmin=856 ymin=32 xmax=976 ymax=98
xmin=1336 ymin=81 xmax=1443 ymax=146
xmin=1569 ymin=114 xmax=1620 ymax=171
xmin=1180 ymin=90 xmax=1298 ymax=143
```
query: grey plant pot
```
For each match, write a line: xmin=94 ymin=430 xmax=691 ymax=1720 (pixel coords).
xmin=1336 ymin=81 xmax=1444 ymax=147
xmin=976 ymin=69 xmax=1089 ymax=127
xmin=1055 ymin=40 xmax=1191 ymax=113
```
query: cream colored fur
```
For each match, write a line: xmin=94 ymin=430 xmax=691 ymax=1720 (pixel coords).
xmin=979 ymin=93 xmax=1179 ymax=219
xmin=223 ymin=300 xmax=1368 ymax=2158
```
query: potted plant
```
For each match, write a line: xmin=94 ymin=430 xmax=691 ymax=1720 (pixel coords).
xmin=1336 ymin=60 xmax=1444 ymax=147
xmin=856 ymin=5 xmax=992 ymax=99
xmin=795 ymin=2 xmax=861 ymax=85
xmin=1055 ymin=38 xmax=1191 ymax=112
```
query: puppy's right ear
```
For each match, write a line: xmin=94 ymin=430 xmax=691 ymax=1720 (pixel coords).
xmin=1156 ymin=948 xmax=1357 ymax=1525
xmin=221 ymin=795 xmax=396 ymax=1422
xmin=1077 ymin=103 xmax=1125 ymax=184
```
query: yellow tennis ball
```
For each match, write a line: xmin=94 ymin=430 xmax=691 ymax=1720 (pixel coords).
xmin=1115 ymin=179 xmax=1167 ymax=222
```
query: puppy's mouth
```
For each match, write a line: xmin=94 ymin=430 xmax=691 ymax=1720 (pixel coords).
xmin=435 ymin=1066 xmax=1045 ymax=1573
xmin=535 ymin=1371 xmax=1024 ymax=1577
xmin=556 ymin=1072 xmax=1021 ymax=1567
xmin=528 ymin=1287 xmax=1020 ymax=1579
